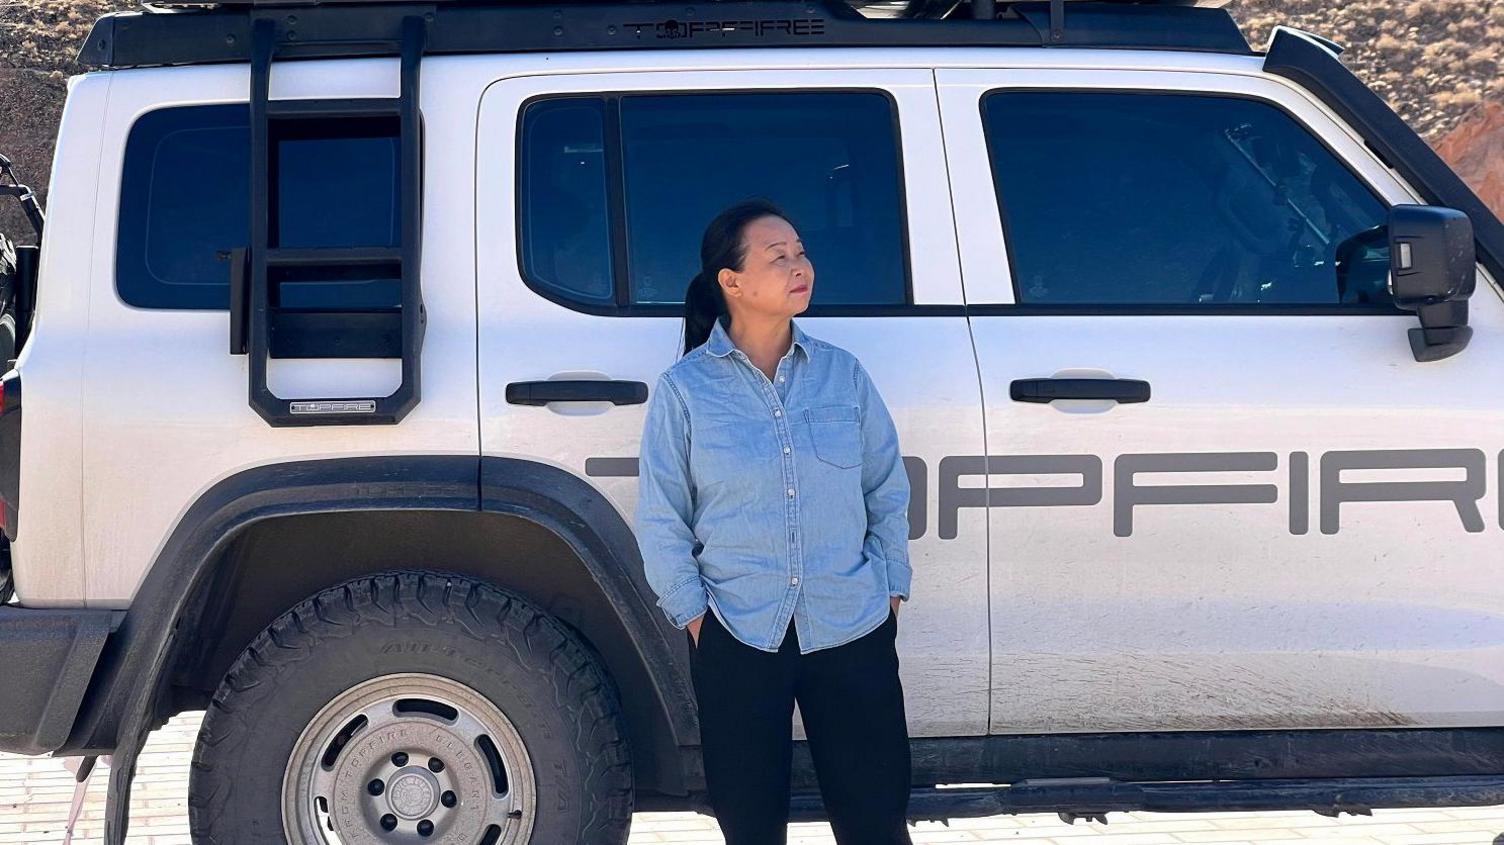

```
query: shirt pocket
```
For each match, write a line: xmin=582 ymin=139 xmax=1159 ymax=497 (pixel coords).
xmin=803 ymin=404 xmax=862 ymax=470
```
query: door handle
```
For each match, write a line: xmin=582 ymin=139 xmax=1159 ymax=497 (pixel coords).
xmin=505 ymin=379 xmax=649 ymax=406
xmin=1010 ymin=378 xmax=1151 ymax=404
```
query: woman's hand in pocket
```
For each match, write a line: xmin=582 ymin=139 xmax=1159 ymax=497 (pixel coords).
xmin=687 ymin=613 xmax=705 ymax=647
xmin=890 ymin=596 xmax=902 ymax=617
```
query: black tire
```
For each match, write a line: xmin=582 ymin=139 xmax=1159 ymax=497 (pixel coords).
xmin=188 ymin=571 xmax=633 ymax=844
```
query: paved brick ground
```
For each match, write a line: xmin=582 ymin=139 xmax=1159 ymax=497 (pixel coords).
xmin=3 ymin=713 xmax=1502 ymax=844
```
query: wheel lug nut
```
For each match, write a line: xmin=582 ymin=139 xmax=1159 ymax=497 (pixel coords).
xmin=441 ymin=790 xmax=457 ymax=808
xmin=380 ymin=814 xmax=398 ymax=831
xmin=367 ymin=779 xmax=385 ymax=796
xmin=417 ymin=819 xmax=435 ymax=837
xmin=428 ymin=757 xmax=445 ymax=773
xmin=391 ymin=752 xmax=409 ymax=767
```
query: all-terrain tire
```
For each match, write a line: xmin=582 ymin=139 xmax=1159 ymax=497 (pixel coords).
xmin=187 ymin=571 xmax=633 ymax=844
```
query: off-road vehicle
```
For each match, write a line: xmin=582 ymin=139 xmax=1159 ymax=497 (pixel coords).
xmin=1 ymin=0 xmax=1502 ymax=842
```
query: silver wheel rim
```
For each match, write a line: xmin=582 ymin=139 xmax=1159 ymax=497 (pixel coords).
xmin=282 ymin=673 xmax=537 ymax=844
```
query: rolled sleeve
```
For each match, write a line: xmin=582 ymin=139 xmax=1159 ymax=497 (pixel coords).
xmin=854 ymin=360 xmax=913 ymax=601
xmin=634 ymin=372 xmax=709 ymax=629
xmin=657 ymin=575 xmax=711 ymax=629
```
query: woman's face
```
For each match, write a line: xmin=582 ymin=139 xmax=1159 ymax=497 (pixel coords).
xmin=719 ymin=215 xmax=814 ymax=320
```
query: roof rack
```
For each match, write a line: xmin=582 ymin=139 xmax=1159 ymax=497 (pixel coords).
xmin=81 ymin=0 xmax=1250 ymax=69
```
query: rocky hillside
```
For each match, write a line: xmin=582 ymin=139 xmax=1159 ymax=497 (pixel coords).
xmin=1231 ymin=0 xmax=1503 ymax=141
xmin=1 ymin=0 xmax=134 ymax=241
xmin=2 ymin=0 xmax=1502 ymax=240
xmin=1436 ymin=101 xmax=1504 ymax=216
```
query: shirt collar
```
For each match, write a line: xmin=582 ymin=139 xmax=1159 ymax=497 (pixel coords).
xmin=704 ymin=314 xmax=814 ymax=362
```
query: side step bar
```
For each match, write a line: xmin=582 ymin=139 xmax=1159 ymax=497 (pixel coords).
xmin=784 ymin=775 xmax=1504 ymax=824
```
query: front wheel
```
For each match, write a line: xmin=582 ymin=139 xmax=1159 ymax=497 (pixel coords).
xmin=188 ymin=572 xmax=633 ymax=844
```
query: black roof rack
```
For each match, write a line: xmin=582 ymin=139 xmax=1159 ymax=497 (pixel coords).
xmin=80 ymin=0 xmax=1250 ymax=69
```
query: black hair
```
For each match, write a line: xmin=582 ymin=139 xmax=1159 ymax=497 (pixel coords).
xmin=682 ymin=198 xmax=792 ymax=357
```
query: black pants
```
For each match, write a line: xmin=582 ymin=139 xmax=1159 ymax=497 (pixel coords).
xmin=689 ymin=608 xmax=913 ymax=845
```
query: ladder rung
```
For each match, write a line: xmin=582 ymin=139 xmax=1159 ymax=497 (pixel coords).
xmin=266 ymin=247 xmax=402 ymax=268
xmin=266 ymin=97 xmax=402 ymax=119
xmin=269 ymin=310 xmax=402 ymax=359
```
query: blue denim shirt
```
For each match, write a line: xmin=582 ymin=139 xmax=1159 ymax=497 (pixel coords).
xmin=634 ymin=315 xmax=911 ymax=654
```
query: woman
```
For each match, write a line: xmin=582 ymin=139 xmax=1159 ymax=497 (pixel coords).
xmin=634 ymin=199 xmax=914 ymax=844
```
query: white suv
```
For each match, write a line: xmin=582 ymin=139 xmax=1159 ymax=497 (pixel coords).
xmin=1 ymin=0 xmax=1502 ymax=842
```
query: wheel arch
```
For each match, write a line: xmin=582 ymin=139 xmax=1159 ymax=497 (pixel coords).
xmin=64 ymin=455 xmax=697 ymax=797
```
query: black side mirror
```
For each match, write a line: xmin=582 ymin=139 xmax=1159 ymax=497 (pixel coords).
xmin=1389 ymin=205 xmax=1476 ymax=362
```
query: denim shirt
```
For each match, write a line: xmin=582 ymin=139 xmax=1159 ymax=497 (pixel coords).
xmin=634 ymin=315 xmax=911 ymax=654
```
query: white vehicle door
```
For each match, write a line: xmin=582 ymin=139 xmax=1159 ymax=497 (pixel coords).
xmin=937 ymin=64 xmax=1504 ymax=734
xmin=476 ymin=65 xmax=990 ymax=736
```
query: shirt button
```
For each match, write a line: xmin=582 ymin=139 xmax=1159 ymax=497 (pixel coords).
xmin=791 ymin=576 xmax=800 ymax=586
xmin=786 ymin=488 xmax=795 ymax=497
xmin=774 ymin=409 xmax=782 ymax=418
xmin=778 ymin=375 xmax=786 ymax=383
xmin=783 ymin=446 xmax=791 ymax=455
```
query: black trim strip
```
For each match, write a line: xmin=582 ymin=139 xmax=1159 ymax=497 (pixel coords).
xmin=812 ymin=775 xmax=1504 ymax=822
xmin=902 ymin=728 xmax=1504 ymax=784
xmin=670 ymin=728 xmax=1504 ymax=813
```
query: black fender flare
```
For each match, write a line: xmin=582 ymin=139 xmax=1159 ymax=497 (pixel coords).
xmin=69 ymin=455 xmax=694 ymax=844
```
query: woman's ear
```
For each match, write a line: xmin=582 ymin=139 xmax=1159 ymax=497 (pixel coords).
xmin=717 ymin=267 xmax=739 ymax=300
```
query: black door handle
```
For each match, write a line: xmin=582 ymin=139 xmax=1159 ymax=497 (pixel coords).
xmin=1010 ymin=378 xmax=1151 ymax=404
xmin=228 ymin=247 xmax=249 ymax=355
xmin=505 ymin=380 xmax=649 ymax=406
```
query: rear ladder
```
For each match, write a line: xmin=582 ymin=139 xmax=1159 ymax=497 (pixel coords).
xmin=231 ymin=14 xmax=427 ymax=426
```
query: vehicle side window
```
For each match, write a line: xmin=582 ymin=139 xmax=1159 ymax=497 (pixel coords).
xmin=117 ymin=105 xmax=402 ymax=310
xmin=621 ymin=92 xmax=907 ymax=306
xmin=517 ymin=90 xmax=909 ymax=310
xmin=981 ymin=91 xmax=1392 ymax=308
xmin=518 ymin=98 xmax=615 ymax=305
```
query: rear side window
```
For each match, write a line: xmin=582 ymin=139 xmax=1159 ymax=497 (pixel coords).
xmin=117 ymin=105 xmax=401 ymax=309
xmin=518 ymin=98 xmax=615 ymax=305
xmin=518 ymin=90 xmax=909 ymax=310
xmin=981 ymin=92 xmax=1391 ymax=308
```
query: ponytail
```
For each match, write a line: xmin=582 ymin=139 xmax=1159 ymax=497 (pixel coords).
xmin=682 ymin=270 xmax=725 ymax=358
xmin=682 ymin=198 xmax=791 ymax=357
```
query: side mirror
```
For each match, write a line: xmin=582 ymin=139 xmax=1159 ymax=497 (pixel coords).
xmin=1389 ymin=205 xmax=1476 ymax=362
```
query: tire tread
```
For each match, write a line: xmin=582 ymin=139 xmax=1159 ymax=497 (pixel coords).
xmin=188 ymin=571 xmax=633 ymax=844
